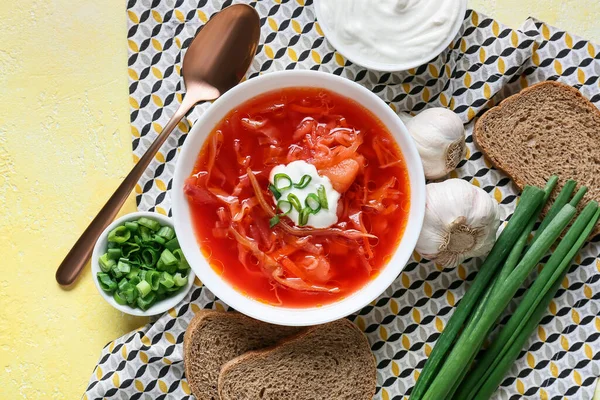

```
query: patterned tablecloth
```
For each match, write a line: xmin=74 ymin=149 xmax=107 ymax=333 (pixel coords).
xmin=85 ymin=1 xmax=600 ymax=399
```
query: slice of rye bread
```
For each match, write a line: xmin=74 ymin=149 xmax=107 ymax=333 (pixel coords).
xmin=473 ymin=81 xmax=600 ymax=234
xmin=218 ymin=318 xmax=376 ymax=400
xmin=183 ymin=310 xmax=303 ymax=400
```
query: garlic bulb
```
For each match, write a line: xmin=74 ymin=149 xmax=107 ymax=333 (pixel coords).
xmin=416 ymin=179 xmax=500 ymax=267
xmin=400 ymin=108 xmax=466 ymax=180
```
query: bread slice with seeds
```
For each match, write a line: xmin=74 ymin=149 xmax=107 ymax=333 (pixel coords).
xmin=218 ymin=318 xmax=376 ymax=400
xmin=183 ymin=310 xmax=303 ymax=400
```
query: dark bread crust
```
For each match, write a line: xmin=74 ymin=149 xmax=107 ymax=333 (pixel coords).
xmin=473 ymin=80 xmax=600 ymax=235
xmin=183 ymin=310 xmax=302 ymax=400
xmin=218 ymin=318 xmax=376 ymax=400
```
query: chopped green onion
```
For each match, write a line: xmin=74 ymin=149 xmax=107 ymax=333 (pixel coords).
xmin=107 ymin=248 xmax=121 ymax=260
xmin=305 ymin=193 xmax=321 ymax=213
xmin=294 ymin=174 xmax=312 ymax=189
xmin=317 ymin=185 xmax=328 ymax=210
xmin=269 ymin=215 xmax=280 ymax=228
xmin=160 ymin=249 xmax=178 ymax=267
xmin=113 ymin=291 xmax=127 ymax=305
xmin=287 ymin=193 xmax=302 ymax=212
xmin=97 ymin=272 xmax=117 ymax=292
xmin=277 ymin=200 xmax=292 ymax=215
xmin=117 ymin=278 xmax=129 ymax=292
xmin=126 ymin=267 xmax=140 ymax=280
xmin=117 ymin=260 xmax=131 ymax=275
xmin=137 ymin=217 xmax=161 ymax=232
xmin=299 ymin=207 xmax=311 ymax=226
xmin=136 ymin=293 xmax=156 ymax=311
xmin=268 ymin=184 xmax=282 ymax=200
xmin=156 ymin=226 xmax=175 ymax=240
xmin=151 ymin=235 xmax=166 ymax=245
xmin=107 ymin=226 xmax=131 ymax=244
xmin=165 ymin=238 xmax=180 ymax=252
xmin=124 ymin=221 xmax=139 ymax=232
xmin=144 ymin=270 xmax=160 ymax=291
xmin=129 ymin=276 xmax=141 ymax=287
xmin=136 ymin=280 xmax=152 ymax=297
xmin=121 ymin=242 xmax=140 ymax=258
xmin=141 ymin=248 xmax=159 ymax=267
xmin=123 ymin=286 xmax=138 ymax=304
xmin=160 ymin=272 xmax=175 ymax=288
xmin=569 ymin=186 xmax=588 ymax=207
xmin=273 ymin=173 xmax=293 ymax=190
xmin=173 ymin=272 xmax=188 ymax=287
xmin=139 ymin=226 xmax=152 ymax=242
xmin=99 ymin=217 xmax=187 ymax=311
xmin=173 ymin=249 xmax=189 ymax=271
xmin=99 ymin=253 xmax=116 ymax=273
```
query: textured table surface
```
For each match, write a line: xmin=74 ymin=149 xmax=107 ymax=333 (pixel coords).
xmin=0 ymin=0 xmax=598 ymax=398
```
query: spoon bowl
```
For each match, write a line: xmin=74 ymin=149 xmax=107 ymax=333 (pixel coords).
xmin=55 ymin=4 xmax=261 ymax=286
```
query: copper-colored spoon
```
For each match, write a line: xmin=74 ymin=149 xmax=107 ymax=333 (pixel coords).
xmin=56 ymin=4 xmax=260 ymax=286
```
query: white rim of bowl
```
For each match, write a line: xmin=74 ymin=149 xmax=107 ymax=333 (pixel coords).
xmin=91 ymin=211 xmax=196 ymax=317
xmin=173 ymin=70 xmax=425 ymax=326
xmin=313 ymin=0 xmax=468 ymax=72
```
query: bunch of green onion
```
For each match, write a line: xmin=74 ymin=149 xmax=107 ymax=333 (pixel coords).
xmin=410 ymin=177 xmax=600 ymax=400
xmin=96 ymin=217 xmax=190 ymax=311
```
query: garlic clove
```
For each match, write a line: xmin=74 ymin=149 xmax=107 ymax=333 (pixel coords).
xmin=402 ymin=107 xmax=466 ymax=180
xmin=416 ymin=179 xmax=500 ymax=267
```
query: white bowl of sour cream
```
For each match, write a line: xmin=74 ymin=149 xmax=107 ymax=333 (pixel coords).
xmin=314 ymin=0 xmax=467 ymax=72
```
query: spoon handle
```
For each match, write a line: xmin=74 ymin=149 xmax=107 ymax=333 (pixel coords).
xmin=55 ymin=98 xmax=196 ymax=286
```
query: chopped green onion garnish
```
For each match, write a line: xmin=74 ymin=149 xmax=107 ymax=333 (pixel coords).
xmin=157 ymin=226 xmax=175 ymax=240
xmin=269 ymin=215 xmax=280 ymax=228
xmin=273 ymin=173 xmax=293 ymax=190
xmin=269 ymin=184 xmax=282 ymax=200
xmin=98 ymin=217 xmax=189 ymax=311
xmin=299 ymin=207 xmax=311 ymax=226
xmin=317 ymin=185 xmax=328 ymax=210
xmin=97 ymin=272 xmax=117 ymax=292
xmin=108 ymin=226 xmax=131 ymax=244
xmin=173 ymin=272 xmax=188 ymax=287
xmin=139 ymin=226 xmax=151 ymax=242
xmin=165 ymin=238 xmax=180 ymax=252
xmin=99 ymin=253 xmax=116 ymax=273
xmin=173 ymin=249 xmax=189 ymax=271
xmin=160 ymin=249 xmax=178 ymax=267
xmin=151 ymin=235 xmax=166 ymax=245
xmin=160 ymin=272 xmax=175 ymax=289
xmin=126 ymin=267 xmax=140 ymax=280
xmin=137 ymin=217 xmax=161 ymax=232
xmin=287 ymin=193 xmax=302 ymax=212
xmin=117 ymin=260 xmax=131 ymax=275
xmin=136 ymin=293 xmax=156 ymax=311
xmin=113 ymin=291 xmax=128 ymax=305
xmin=121 ymin=242 xmax=140 ymax=258
xmin=107 ymin=248 xmax=121 ymax=260
xmin=141 ymin=248 xmax=159 ymax=267
xmin=144 ymin=270 xmax=160 ymax=291
xmin=294 ymin=174 xmax=312 ymax=189
xmin=305 ymin=193 xmax=321 ymax=213
xmin=277 ymin=200 xmax=292 ymax=215
xmin=124 ymin=221 xmax=139 ymax=232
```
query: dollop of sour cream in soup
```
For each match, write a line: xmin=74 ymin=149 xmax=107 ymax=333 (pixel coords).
xmin=270 ymin=160 xmax=340 ymax=229
xmin=317 ymin=0 xmax=464 ymax=66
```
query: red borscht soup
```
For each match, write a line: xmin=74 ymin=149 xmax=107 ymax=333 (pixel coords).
xmin=184 ymin=88 xmax=410 ymax=307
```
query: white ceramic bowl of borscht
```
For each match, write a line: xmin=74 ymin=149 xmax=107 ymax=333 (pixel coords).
xmin=172 ymin=70 xmax=425 ymax=326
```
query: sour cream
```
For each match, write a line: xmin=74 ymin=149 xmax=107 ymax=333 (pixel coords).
xmin=269 ymin=161 xmax=340 ymax=229
xmin=316 ymin=0 xmax=464 ymax=68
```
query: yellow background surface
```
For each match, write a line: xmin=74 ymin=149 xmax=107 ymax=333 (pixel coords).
xmin=0 ymin=0 xmax=598 ymax=398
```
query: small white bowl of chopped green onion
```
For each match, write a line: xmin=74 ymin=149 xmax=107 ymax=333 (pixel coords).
xmin=91 ymin=211 xmax=195 ymax=316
